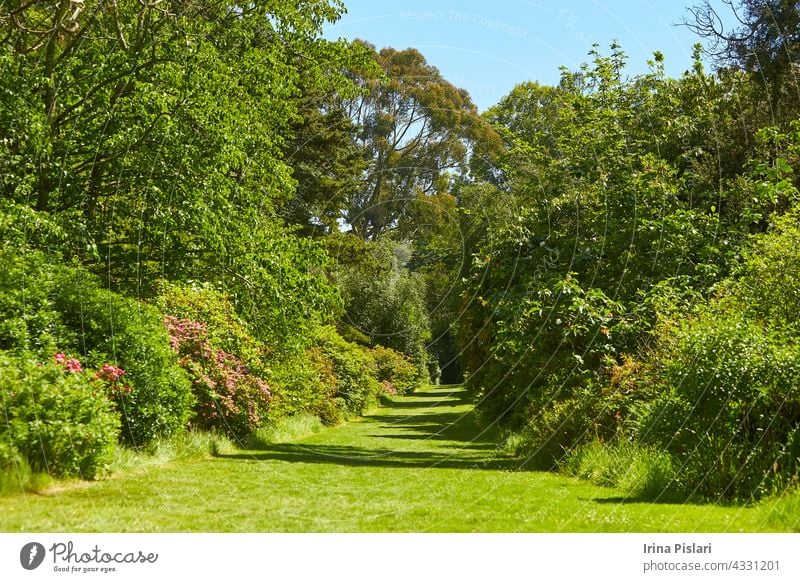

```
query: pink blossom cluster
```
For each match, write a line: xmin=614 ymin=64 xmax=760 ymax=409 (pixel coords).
xmin=54 ymin=352 xmax=83 ymax=373
xmin=94 ymin=363 xmax=132 ymax=395
xmin=165 ymin=315 xmax=271 ymax=437
xmin=163 ymin=316 xmax=211 ymax=356
xmin=95 ymin=363 xmax=125 ymax=382
xmin=52 ymin=353 xmax=131 ymax=395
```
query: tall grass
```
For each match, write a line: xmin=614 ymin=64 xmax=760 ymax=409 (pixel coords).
xmin=562 ymin=440 xmax=679 ymax=500
xmin=759 ymin=488 xmax=800 ymax=531
xmin=246 ymin=413 xmax=324 ymax=448
xmin=0 ymin=457 xmax=54 ymax=495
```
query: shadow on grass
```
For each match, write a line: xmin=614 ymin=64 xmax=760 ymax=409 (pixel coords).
xmin=216 ymin=385 xmax=519 ymax=471
xmin=589 ymin=496 xmax=686 ymax=506
xmin=216 ymin=443 xmax=520 ymax=471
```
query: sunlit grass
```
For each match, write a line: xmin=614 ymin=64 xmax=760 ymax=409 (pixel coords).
xmin=0 ymin=386 xmax=792 ymax=532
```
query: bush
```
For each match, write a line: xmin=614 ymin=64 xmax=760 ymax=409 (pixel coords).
xmin=268 ymin=351 xmax=332 ymax=421
xmin=54 ymin=272 xmax=194 ymax=446
xmin=326 ymin=235 xmax=432 ymax=379
xmin=164 ymin=315 xmax=271 ymax=440
xmin=0 ymin=351 xmax=120 ymax=479
xmin=0 ymin=251 xmax=194 ymax=447
xmin=630 ymin=307 xmax=800 ymax=499
xmin=157 ymin=282 xmax=266 ymax=374
xmin=499 ymin=372 xmax=626 ymax=469
xmin=469 ymin=273 xmax=624 ymax=429
xmin=312 ymin=326 xmax=381 ymax=417
xmin=0 ymin=251 xmax=72 ymax=354
xmin=732 ymin=207 xmax=800 ymax=332
xmin=371 ymin=345 xmax=423 ymax=395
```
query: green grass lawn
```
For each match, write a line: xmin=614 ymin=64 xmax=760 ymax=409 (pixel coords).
xmin=0 ymin=385 xmax=794 ymax=532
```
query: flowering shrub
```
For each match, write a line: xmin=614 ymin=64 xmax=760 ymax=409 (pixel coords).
xmin=54 ymin=353 xmax=83 ymax=373
xmin=370 ymin=345 xmax=423 ymax=395
xmin=0 ymin=351 xmax=120 ymax=479
xmin=53 ymin=273 xmax=194 ymax=447
xmin=0 ymin=251 xmax=193 ymax=447
xmin=165 ymin=316 xmax=271 ymax=439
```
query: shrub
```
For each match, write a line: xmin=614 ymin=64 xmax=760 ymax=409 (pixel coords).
xmin=500 ymin=373 xmax=626 ymax=469
xmin=326 ymin=235 xmax=432 ymax=379
xmin=731 ymin=206 xmax=800 ymax=332
xmin=0 ymin=351 xmax=120 ymax=479
xmin=0 ymin=251 xmax=194 ymax=447
xmin=54 ymin=272 xmax=194 ymax=447
xmin=164 ymin=315 xmax=271 ymax=440
xmin=371 ymin=345 xmax=423 ymax=395
xmin=268 ymin=351 xmax=332 ymax=421
xmin=157 ymin=282 xmax=266 ymax=374
xmin=0 ymin=250 xmax=72 ymax=354
xmin=469 ymin=273 xmax=624 ymax=429
xmin=630 ymin=307 xmax=800 ymax=499
xmin=312 ymin=326 xmax=381 ymax=416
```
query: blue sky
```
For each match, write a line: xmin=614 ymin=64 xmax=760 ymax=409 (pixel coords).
xmin=324 ymin=0 xmax=732 ymax=111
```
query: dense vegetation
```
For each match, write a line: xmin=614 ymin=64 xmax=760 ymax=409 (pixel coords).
xmin=1 ymin=0 xmax=800 ymax=509
xmin=455 ymin=6 xmax=800 ymax=501
xmin=0 ymin=0 xmax=426 ymax=485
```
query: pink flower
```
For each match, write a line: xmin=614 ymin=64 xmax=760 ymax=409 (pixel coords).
xmin=64 ymin=358 xmax=83 ymax=373
xmin=95 ymin=363 xmax=125 ymax=382
xmin=54 ymin=353 xmax=82 ymax=373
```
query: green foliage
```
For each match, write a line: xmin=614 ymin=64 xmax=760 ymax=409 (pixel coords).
xmin=466 ymin=272 xmax=623 ymax=428
xmin=731 ymin=205 xmax=800 ymax=332
xmin=500 ymin=379 xmax=625 ymax=469
xmin=158 ymin=283 xmax=273 ymax=439
xmin=563 ymin=440 xmax=677 ymax=500
xmin=342 ymin=42 xmax=499 ymax=240
xmin=456 ymin=42 xmax=800 ymax=500
xmin=53 ymin=272 xmax=194 ymax=447
xmin=0 ymin=250 xmax=73 ymax=354
xmin=164 ymin=315 xmax=271 ymax=440
xmin=0 ymin=251 xmax=193 ymax=447
xmin=631 ymin=306 xmax=800 ymax=499
xmin=312 ymin=325 xmax=382 ymax=417
xmin=0 ymin=351 xmax=120 ymax=479
xmin=268 ymin=352 xmax=332 ymax=422
xmin=326 ymin=234 xmax=431 ymax=378
xmin=370 ymin=345 xmax=422 ymax=395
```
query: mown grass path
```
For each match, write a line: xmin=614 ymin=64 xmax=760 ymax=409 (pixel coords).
xmin=0 ymin=385 xmax=786 ymax=532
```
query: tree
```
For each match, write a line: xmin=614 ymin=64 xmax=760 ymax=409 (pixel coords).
xmin=0 ymin=0 xmax=362 ymax=351
xmin=686 ymin=0 xmax=800 ymax=115
xmin=324 ymin=233 xmax=431 ymax=378
xmin=342 ymin=42 xmax=497 ymax=240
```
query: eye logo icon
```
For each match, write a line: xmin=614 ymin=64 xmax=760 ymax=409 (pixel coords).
xmin=20 ymin=542 xmax=46 ymax=570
